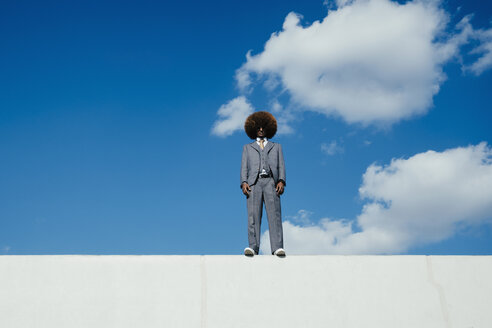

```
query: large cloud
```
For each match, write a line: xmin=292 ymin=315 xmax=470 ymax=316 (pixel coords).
xmin=213 ymin=0 xmax=492 ymax=131
xmin=260 ymin=142 xmax=492 ymax=254
xmin=239 ymin=0 xmax=464 ymax=125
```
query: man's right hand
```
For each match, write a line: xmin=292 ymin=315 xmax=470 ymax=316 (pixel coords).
xmin=242 ymin=183 xmax=251 ymax=196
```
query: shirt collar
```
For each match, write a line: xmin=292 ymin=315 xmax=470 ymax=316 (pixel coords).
xmin=256 ymin=137 xmax=268 ymax=142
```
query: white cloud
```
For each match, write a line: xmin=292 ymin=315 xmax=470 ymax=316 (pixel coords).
xmin=335 ymin=0 xmax=356 ymax=8
xmin=437 ymin=14 xmax=492 ymax=76
xmin=229 ymin=0 xmax=490 ymax=127
xmin=214 ymin=0 xmax=492 ymax=134
xmin=286 ymin=209 xmax=315 ymax=225
xmin=268 ymin=99 xmax=295 ymax=135
xmin=466 ymin=27 xmax=492 ymax=75
xmin=2 ymin=246 xmax=11 ymax=254
xmin=260 ymin=142 xmax=492 ymax=254
xmin=321 ymin=140 xmax=344 ymax=155
xmin=211 ymin=95 xmax=294 ymax=137
xmin=211 ymin=96 xmax=254 ymax=137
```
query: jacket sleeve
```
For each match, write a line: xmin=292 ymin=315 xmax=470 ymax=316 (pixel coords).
xmin=240 ymin=145 xmax=248 ymax=188
xmin=278 ymin=144 xmax=286 ymax=186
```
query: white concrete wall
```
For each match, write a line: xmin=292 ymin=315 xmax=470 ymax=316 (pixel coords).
xmin=0 ymin=255 xmax=491 ymax=328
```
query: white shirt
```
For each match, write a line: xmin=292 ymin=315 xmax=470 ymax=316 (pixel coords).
xmin=256 ymin=137 xmax=268 ymax=147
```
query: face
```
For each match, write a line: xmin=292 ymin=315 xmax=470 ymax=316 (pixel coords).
xmin=256 ymin=126 xmax=265 ymax=138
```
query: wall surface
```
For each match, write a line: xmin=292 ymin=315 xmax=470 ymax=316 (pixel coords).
xmin=0 ymin=255 xmax=491 ymax=328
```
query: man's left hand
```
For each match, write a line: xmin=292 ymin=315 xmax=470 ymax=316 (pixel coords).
xmin=276 ymin=181 xmax=285 ymax=195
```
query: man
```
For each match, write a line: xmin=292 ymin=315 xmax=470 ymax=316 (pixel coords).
xmin=240 ymin=111 xmax=286 ymax=257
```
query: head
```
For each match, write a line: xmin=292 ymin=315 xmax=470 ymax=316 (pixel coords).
xmin=244 ymin=111 xmax=277 ymax=140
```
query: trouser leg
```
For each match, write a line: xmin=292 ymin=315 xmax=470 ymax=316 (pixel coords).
xmin=263 ymin=177 xmax=284 ymax=254
xmin=246 ymin=181 xmax=263 ymax=254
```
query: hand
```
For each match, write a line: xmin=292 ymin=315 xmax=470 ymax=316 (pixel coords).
xmin=242 ymin=183 xmax=251 ymax=196
xmin=276 ymin=181 xmax=285 ymax=195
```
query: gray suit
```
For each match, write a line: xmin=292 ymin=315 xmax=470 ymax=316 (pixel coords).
xmin=241 ymin=141 xmax=285 ymax=254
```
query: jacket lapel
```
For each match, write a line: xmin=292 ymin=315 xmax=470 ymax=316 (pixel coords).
xmin=265 ymin=141 xmax=274 ymax=153
xmin=250 ymin=141 xmax=260 ymax=153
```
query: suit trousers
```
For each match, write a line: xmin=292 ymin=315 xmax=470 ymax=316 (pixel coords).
xmin=247 ymin=176 xmax=284 ymax=254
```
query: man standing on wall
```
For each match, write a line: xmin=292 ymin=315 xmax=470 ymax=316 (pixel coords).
xmin=240 ymin=111 xmax=286 ymax=257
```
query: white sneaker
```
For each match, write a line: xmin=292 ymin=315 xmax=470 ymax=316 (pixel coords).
xmin=273 ymin=248 xmax=286 ymax=256
xmin=244 ymin=247 xmax=256 ymax=256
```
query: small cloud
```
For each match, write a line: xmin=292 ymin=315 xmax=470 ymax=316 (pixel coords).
xmin=364 ymin=140 xmax=372 ymax=146
xmin=276 ymin=116 xmax=295 ymax=136
xmin=321 ymin=141 xmax=344 ymax=155
xmin=286 ymin=209 xmax=314 ymax=225
xmin=270 ymin=99 xmax=283 ymax=113
xmin=335 ymin=0 xmax=354 ymax=8
xmin=267 ymin=99 xmax=295 ymax=135
xmin=211 ymin=96 xmax=254 ymax=137
xmin=2 ymin=246 xmax=11 ymax=254
xmin=465 ymin=28 xmax=492 ymax=75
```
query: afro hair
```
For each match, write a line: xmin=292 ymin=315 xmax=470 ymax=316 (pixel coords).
xmin=244 ymin=111 xmax=277 ymax=140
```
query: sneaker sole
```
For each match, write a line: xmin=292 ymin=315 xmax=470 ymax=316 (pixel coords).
xmin=244 ymin=249 xmax=255 ymax=256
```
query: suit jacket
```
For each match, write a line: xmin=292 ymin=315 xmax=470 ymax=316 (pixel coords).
xmin=240 ymin=141 xmax=286 ymax=188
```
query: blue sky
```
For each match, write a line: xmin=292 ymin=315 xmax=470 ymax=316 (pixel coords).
xmin=1 ymin=0 xmax=491 ymax=255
